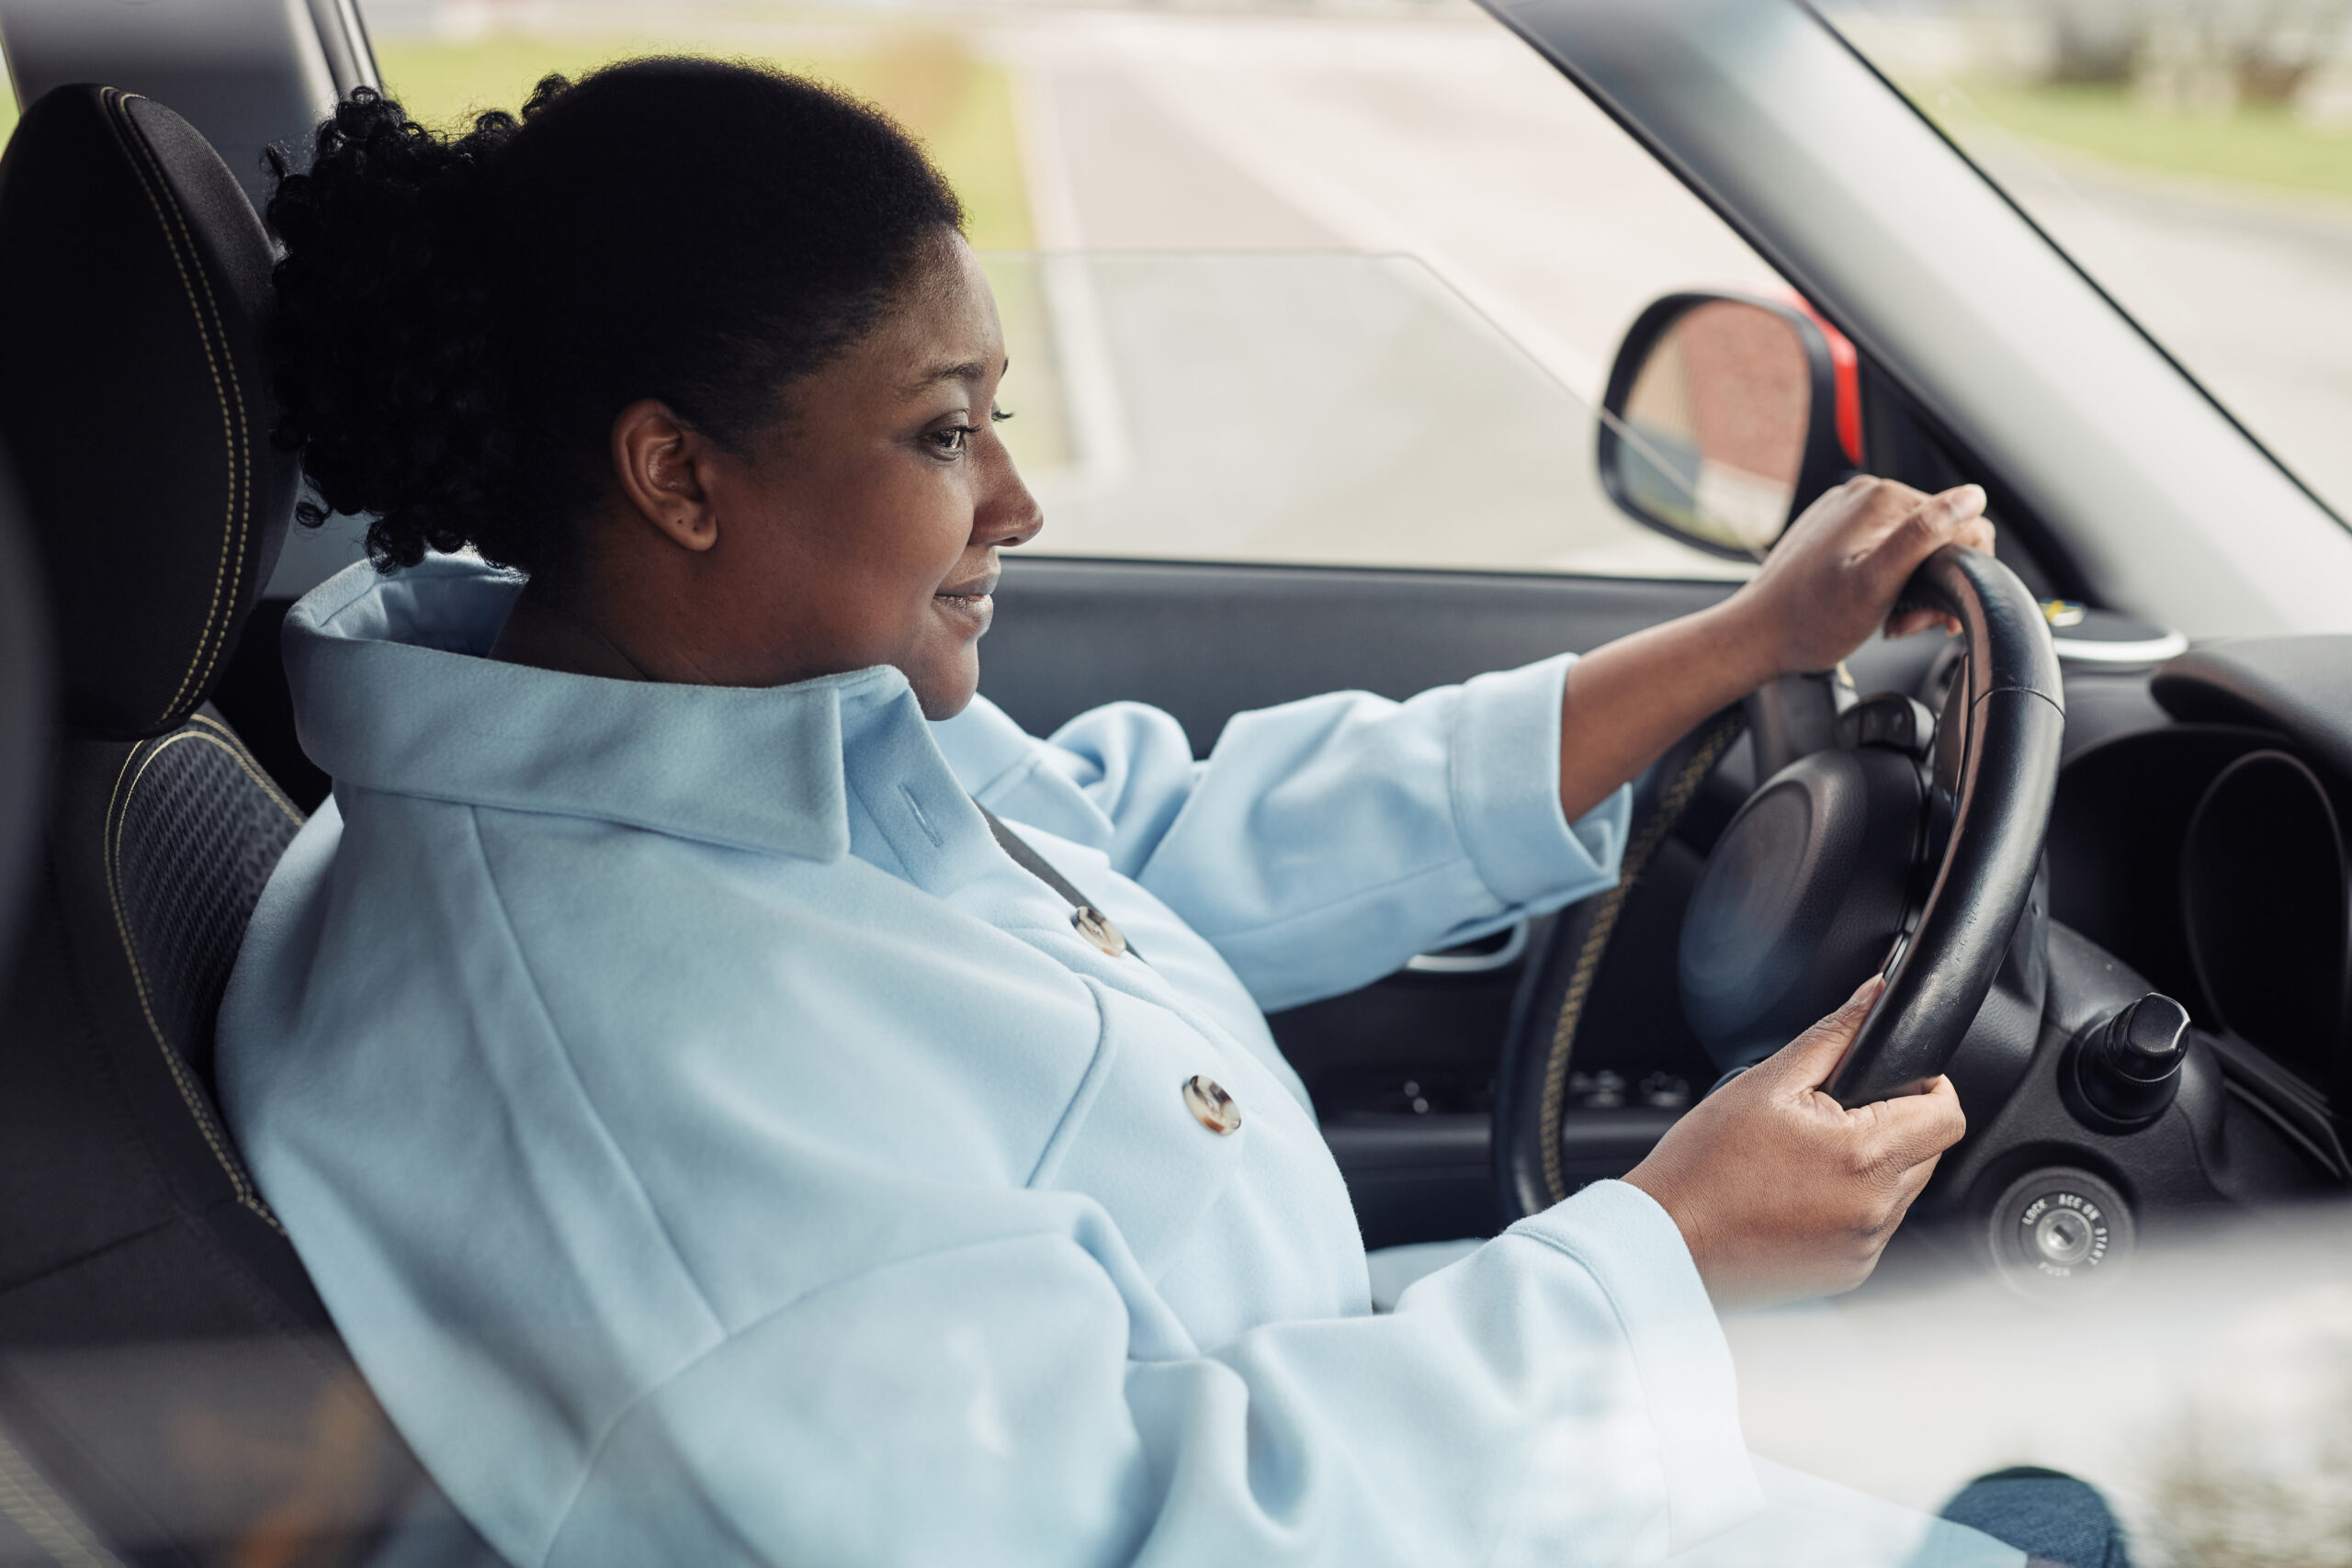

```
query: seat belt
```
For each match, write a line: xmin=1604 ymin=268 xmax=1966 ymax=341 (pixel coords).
xmin=974 ymin=803 xmax=1144 ymax=963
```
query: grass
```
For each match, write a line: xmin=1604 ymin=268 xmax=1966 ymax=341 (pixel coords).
xmin=0 ymin=28 xmax=1034 ymax=249
xmin=1914 ymin=76 xmax=2352 ymax=203
xmin=374 ymin=30 xmax=1035 ymax=249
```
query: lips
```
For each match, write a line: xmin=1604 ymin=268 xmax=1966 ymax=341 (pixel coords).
xmin=935 ymin=569 xmax=1000 ymax=601
xmin=933 ymin=568 xmax=999 ymax=637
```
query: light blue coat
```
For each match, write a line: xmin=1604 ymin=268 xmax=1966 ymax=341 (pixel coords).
xmin=219 ymin=557 xmax=2018 ymax=1568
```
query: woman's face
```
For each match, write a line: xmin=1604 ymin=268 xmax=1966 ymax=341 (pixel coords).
xmin=669 ymin=231 xmax=1043 ymax=717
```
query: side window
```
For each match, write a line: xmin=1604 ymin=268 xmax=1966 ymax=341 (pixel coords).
xmin=360 ymin=2 xmax=1794 ymax=581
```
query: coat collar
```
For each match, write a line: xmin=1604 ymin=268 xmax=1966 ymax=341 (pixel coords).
xmin=285 ymin=556 xmax=947 ymax=863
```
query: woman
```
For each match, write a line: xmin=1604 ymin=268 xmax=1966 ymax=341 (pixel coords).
xmin=221 ymin=59 xmax=2102 ymax=1568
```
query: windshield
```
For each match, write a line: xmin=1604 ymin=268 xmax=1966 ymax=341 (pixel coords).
xmin=1821 ymin=1 xmax=2352 ymax=525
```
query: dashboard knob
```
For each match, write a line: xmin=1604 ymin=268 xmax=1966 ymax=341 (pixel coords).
xmin=2068 ymin=992 xmax=2190 ymax=1131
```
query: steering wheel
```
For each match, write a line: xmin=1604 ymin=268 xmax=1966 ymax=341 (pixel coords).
xmin=1815 ymin=546 xmax=2064 ymax=1101
xmin=1494 ymin=545 xmax=2064 ymax=1217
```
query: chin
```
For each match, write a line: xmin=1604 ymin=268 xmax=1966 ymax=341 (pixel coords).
xmin=908 ymin=660 xmax=980 ymax=722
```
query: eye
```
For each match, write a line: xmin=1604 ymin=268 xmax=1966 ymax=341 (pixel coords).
xmin=990 ymin=405 xmax=1013 ymax=423
xmin=928 ymin=423 xmax=978 ymax=457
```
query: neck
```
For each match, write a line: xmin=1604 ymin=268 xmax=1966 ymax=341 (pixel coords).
xmin=490 ymin=580 xmax=651 ymax=682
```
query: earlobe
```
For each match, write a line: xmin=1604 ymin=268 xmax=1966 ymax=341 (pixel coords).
xmin=611 ymin=397 xmax=721 ymax=553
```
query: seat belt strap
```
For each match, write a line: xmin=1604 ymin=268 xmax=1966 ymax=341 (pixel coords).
xmin=975 ymin=802 xmax=1145 ymax=963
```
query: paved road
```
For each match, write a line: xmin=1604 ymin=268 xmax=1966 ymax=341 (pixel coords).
xmin=989 ymin=9 xmax=2352 ymax=581
xmin=1972 ymin=138 xmax=2352 ymax=524
xmin=991 ymin=11 xmax=1781 ymax=579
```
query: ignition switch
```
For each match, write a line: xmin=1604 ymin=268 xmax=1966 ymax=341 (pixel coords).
xmin=2064 ymin=992 xmax=2191 ymax=1133
xmin=1986 ymin=1167 xmax=2134 ymax=1297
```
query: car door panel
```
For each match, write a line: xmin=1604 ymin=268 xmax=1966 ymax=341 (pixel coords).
xmin=983 ymin=556 xmax=1737 ymax=753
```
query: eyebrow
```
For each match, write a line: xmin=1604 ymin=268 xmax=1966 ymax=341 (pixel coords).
xmin=901 ymin=355 xmax=1008 ymax=397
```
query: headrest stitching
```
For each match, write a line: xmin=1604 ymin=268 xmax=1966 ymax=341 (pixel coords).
xmin=110 ymin=91 xmax=252 ymax=725
xmin=97 ymin=91 xmax=250 ymax=731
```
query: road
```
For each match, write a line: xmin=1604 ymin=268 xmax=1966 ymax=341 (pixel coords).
xmin=986 ymin=9 xmax=1779 ymax=578
xmin=1971 ymin=136 xmax=2352 ymax=525
xmin=985 ymin=8 xmax=2352 ymax=582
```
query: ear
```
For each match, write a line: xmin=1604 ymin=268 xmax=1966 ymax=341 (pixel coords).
xmin=610 ymin=398 xmax=720 ymax=553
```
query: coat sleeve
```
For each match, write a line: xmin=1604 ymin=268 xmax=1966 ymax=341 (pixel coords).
xmin=545 ymin=1179 xmax=1764 ymax=1568
xmin=934 ymin=655 xmax=1630 ymax=1010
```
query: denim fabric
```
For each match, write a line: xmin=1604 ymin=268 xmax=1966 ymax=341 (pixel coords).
xmin=1940 ymin=1469 xmax=2132 ymax=1568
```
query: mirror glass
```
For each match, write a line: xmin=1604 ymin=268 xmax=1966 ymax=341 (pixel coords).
xmin=1608 ymin=299 xmax=1811 ymax=558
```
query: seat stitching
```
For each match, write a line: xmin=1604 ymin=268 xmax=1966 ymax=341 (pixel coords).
xmin=102 ymin=734 xmax=287 ymax=1234
xmin=0 ymin=1422 xmax=125 ymax=1568
xmin=102 ymin=735 xmax=284 ymax=1232
xmin=183 ymin=712 xmax=304 ymax=826
xmin=96 ymin=91 xmax=247 ymax=729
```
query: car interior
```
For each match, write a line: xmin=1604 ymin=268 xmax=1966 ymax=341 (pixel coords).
xmin=0 ymin=0 xmax=2349 ymax=1562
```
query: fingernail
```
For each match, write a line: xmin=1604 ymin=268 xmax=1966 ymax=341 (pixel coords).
xmin=1946 ymin=484 xmax=1986 ymax=513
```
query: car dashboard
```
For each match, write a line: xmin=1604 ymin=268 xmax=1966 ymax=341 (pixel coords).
xmin=2043 ymin=642 xmax=2352 ymax=1181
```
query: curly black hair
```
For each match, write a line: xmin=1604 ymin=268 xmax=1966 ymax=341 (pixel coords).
xmin=266 ymin=59 xmax=966 ymax=574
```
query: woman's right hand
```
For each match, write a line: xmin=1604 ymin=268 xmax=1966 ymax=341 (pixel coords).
xmin=1622 ymin=977 xmax=1965 ymax=1310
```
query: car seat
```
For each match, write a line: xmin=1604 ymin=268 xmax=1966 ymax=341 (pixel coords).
xmin=0 ymin=85 xmax=495 ymax=1565
xmin=0 ymin=451 xmax=48 ymax=971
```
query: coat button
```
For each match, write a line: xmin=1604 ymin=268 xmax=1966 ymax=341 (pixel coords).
xmin=1070 ymin=904 xmax=1128 ymax=958
xmin=1182 ymin=1076 xmax=1241 ymax=1135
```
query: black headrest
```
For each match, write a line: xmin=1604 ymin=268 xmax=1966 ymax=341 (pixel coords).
xmin=0 ymin=85 xmax=295 ymax=741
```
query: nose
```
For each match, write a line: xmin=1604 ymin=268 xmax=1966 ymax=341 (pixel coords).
xmin=975 ymin=433 xmax=1044 ymax=551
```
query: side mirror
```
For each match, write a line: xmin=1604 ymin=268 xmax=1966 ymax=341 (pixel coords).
xmin=1597 ymin=291 xmax=1861 ymax=560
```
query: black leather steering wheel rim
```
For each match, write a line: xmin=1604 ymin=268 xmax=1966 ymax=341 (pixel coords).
xmin=1825 ymin=545 xmax=2064 ymax=1105
xmin=1492 ymin=545 xmax=2064 ymax=1222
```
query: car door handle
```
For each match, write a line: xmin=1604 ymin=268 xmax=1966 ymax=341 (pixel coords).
xmin=1404 ymin=920 xmax=1530 ymax=975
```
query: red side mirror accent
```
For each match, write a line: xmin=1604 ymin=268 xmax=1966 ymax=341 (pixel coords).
xmin=1781 ymin=293 xmax=1863 ymax=466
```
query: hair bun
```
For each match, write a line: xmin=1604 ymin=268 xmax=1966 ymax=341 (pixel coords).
xmin=268 ymin=85 xmax=543 ymax=570
xmin=267 ymin=62 xmax=963 ymax=577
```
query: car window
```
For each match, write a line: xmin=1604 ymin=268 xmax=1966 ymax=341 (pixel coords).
xmin=1823 ymin=2 xmax=2352 ymax=527
xmin=353 ymin=0 xmax=1799 ymax=581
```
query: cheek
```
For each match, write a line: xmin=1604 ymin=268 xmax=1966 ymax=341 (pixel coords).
xmin=865 ymin=474 xmax=973 ymax=591
xmin=809 ymin=468 xmax=973 ymax=641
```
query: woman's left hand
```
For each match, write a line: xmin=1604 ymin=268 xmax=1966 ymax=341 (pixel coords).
xmin=1551 ymin=474 xmax=1994 ymax=823
xmin=1726 ymin=476 xmax=1996 ymax=678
